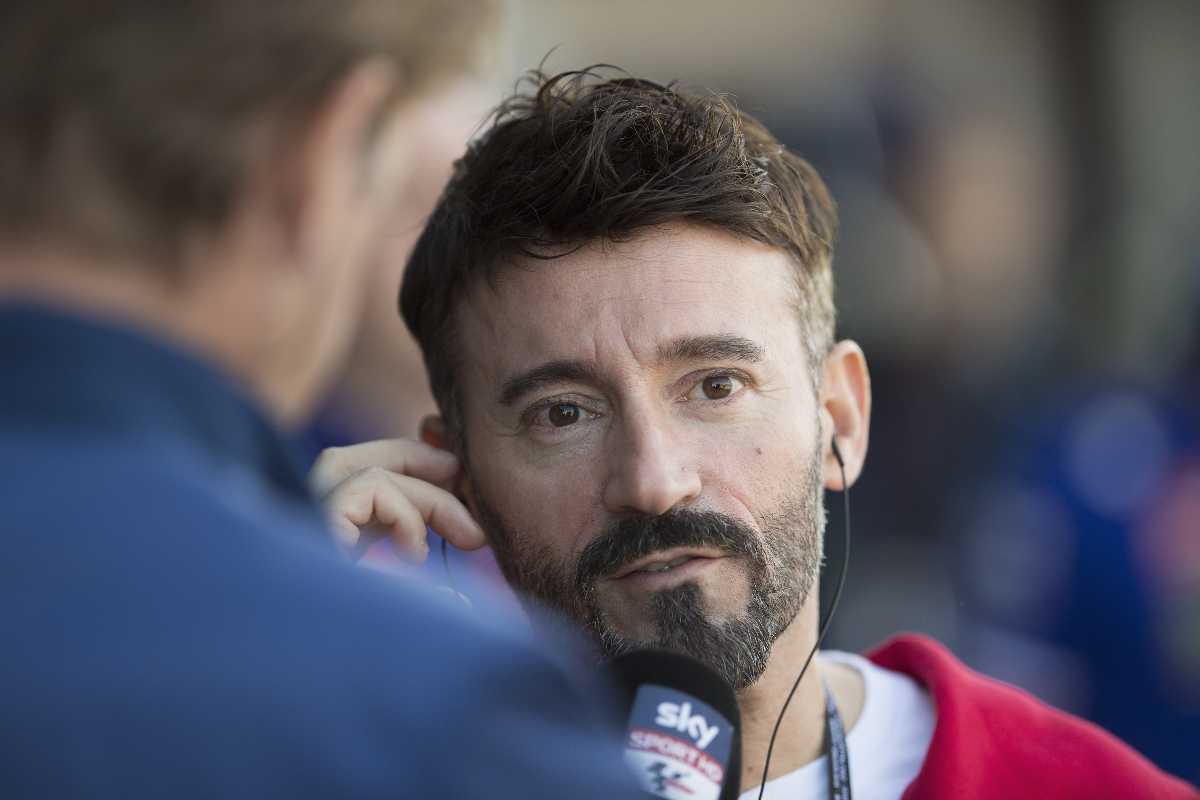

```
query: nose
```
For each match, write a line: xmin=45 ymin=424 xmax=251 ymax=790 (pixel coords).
xmin=602 ymin=413 xmax=702 ymax=516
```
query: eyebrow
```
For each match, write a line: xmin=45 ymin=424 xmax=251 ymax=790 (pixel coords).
xmin=656 ymin=334 xmax=765 ymax=364
xmin=497 ymin=334 xmax=765 ymax=407
xmin=498 ymin=360 xmax=601 ymax=406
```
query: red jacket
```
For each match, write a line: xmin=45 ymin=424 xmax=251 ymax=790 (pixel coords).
xmin=868 ymin=634 xmax=1198 ymax=799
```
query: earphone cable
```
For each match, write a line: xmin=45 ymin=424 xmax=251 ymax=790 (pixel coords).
xmin=756 ymin=444 xmax=851 ymax=799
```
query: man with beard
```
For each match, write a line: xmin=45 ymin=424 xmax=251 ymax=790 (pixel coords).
xmin=312 ymin=69 xmax=1197 ymax=798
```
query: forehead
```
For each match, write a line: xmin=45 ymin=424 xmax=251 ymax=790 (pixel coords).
xmin=457 ymin=224 xmax=801 ymax=380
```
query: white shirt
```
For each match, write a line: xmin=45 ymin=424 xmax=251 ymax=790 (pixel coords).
xmin=740 ymin=651 xmax=936 ymax=800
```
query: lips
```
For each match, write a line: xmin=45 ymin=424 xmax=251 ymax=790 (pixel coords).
xmin=636 ymin=554 xmax=696 ymax=574
xmin=609 ymin=547 xmax=725 ymax=580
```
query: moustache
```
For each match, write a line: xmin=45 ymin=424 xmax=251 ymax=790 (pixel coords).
xmin=574 ymin=508 xmax=763 ymax=589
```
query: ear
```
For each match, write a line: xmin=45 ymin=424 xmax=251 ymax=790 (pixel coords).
xmin=818 ymin=340 xmax=871 ymax=491
xmin=279 ymin=59 xmax=399 ymax=269
xmin=420 ymin=414 xmax=472 ymax=503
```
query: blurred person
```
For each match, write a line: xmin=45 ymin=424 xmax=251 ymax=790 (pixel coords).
xmin=957 ymin=383 xmax=1200 ymax=785
xmin=314 ymin=69 xmax=1198 ymax=799
xmin=302 ymin=80 xmax=510 ymax=586
xmin=312 ymin=80 xmax=494 ymax=446
xmin=955 ymin=268 xmax=1200 ymax=783
xmin=0 ymin=5 xmax=640 ymax=798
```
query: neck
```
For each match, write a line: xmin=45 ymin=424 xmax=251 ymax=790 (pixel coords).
xmin=0 ymin=241 xmax=293 ymax=424
xmin=736 ymin=606 xmax=864 ymax=793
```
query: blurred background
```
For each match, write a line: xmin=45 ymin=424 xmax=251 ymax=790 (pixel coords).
xmin=306 ymin=0 xmax=1200 ymax=781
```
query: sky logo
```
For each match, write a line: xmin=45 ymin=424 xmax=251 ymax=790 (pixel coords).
xmin=655 ymin=701 xmax=720 ymax=749
xmin=626 ymin=686 xmax=733 ymax=800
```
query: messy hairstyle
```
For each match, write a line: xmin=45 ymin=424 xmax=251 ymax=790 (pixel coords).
xmin=0 ymin=0 xmax=496 ymax=267
xmin=401 ymin=67 xmax=839 ymax=442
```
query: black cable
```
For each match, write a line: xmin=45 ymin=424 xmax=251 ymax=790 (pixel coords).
xmin=756 ymin=441 xmax=851 ymax=799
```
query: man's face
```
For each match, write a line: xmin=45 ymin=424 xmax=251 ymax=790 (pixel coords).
xmin=456 ymin=223 xmax=827 ymax=688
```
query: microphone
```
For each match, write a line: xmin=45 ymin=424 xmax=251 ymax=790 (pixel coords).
xmin=609 ymin=649 xmax=742 ymax=800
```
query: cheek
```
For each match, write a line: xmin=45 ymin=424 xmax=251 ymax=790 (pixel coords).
xmin=705 ymin=417 xmax=817 ymax=522
xmin=469 ymin=446 xmax=604 ymax=561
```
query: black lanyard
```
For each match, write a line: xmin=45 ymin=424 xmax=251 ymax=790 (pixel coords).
xmin=823 ymin=681 xmax=852 ymax=800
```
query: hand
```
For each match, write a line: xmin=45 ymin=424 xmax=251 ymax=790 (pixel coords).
xmin=309 ymin=439 xmax=486 ymax=563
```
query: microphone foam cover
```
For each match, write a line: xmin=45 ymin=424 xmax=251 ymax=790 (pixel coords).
xmin=610 ymin=649 xmax=742 ymax=800
xmin=609 ymin=649 xmax=740 ymax=725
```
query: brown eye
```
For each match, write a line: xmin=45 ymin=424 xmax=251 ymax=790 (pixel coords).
xmin=547 ymin=403 xmax=581 ymax=427
xmin=702 ymin=375 xmax=734 ymax=399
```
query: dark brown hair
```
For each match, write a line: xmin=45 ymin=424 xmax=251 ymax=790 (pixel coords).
xmin=0 ymin=0 xmax=496 ymax=265
xmin=401 ymin=67 xmax=839 ymax=441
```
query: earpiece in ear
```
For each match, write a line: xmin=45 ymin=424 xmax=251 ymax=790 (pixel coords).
xmin=830 ymin=437 xmax=844 ymax=468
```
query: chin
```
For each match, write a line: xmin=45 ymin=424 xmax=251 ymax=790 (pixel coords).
xmin=593 ymin=580 xmax=777 ymax=690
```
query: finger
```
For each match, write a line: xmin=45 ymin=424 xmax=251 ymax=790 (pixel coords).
xmin=323 ymin=469 xmax=430 ymax=562
xmin=321 ymin=467 xmax=486 ymax=555
xmin=369 ymin=487 xmax=432 ymax=563
xmin=328 ymin=512 xmax=365 ymax=550
xmin=309 ymin=439 xmax=460 ymax=496
xmin=385 ymin=473 xmax=486 ymax=552
xmin=322 ymin=468 xmax=389 ymax=545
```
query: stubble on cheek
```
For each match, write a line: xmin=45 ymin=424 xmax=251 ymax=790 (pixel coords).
xmin=469 ymin=484 xmax=591 ymax=623
xmin=592 ymin=586 xmax=655 ymax=641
